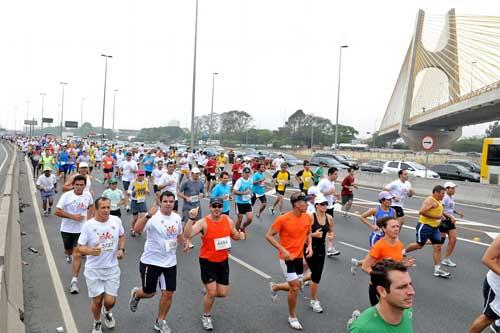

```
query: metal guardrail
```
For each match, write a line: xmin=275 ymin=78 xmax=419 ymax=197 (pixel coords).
xmin=0 ymin=142 xmax=25 ymax=333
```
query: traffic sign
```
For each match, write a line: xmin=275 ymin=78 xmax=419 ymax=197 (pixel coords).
xmin=65 ymin=121 xmax=78 ymax=128
xmin=422 ymin=135 xmax=435 ymax=151
xmin=24 ymin=120 xmax=37 ymax=125
xmin=42 ymin=117 xmax=53 ymax=123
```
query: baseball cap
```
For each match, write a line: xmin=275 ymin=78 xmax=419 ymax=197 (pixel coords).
xmin=136 ymin=169 xmax=145 ymax=176
xmin=242 ymin=167 xmax=251 ymax=173
xmin=307 ymin=186 xmax=320 ymax=196
xmin=444 ymin=181 xmax=457 ymax=188
xmin=378 ymin=191 xmax=394 ymax=201
xmin=314 ymin=194 xmax=328 ymax=205
xmin=43 ymin=166 xmax=51 ymax=172
xmin=290 ymin=192 xmax=312 ymax=205
xmin=209 ymin=197 xmax=223 ymax=206
xmin=109 ymin=178 xmax=118 ymax=184
xmin=191 ymin=167 xmax=201 ymax=174
xmin=79 ymin=162 xmax=89 ymax=168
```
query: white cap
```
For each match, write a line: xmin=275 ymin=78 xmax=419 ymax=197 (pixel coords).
xmin=307 ymin=186 xmax=320 ymax=196
xmin=444 ymin=181 xmax=457 ymax=188
xmin=314 ymin=194 xmax=328 ymax=204
xmin=79 ymin=162 xmax=89 ymax=168
xmin=191 ymin=167 xmax=201 ymax=174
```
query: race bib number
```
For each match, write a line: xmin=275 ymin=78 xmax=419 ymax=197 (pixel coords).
xmin=242 ymin=194 xmax=251 ymax=201
xmin=214 ymin=236 xmax=231 ymax=251
xmin=101 ymin=240 xmax=114 ymax=252
xmin=165 ymin=239 xmax=177 ymax=251
xmin=190 ymin=195 xmax=199 ymax=203
xmin=304 ymin=177 xmax=311 ymax=183
xmin=210 ymin=173 xmax=216 ymax=176
xmin=279 ymin=180 xmax=286 ymax=185
xmin=136 ymin=198 xmax=145 ymax=203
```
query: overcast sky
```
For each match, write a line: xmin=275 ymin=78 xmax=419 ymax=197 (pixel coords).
xmin=1 ymin=0 xmax=497 ymax=137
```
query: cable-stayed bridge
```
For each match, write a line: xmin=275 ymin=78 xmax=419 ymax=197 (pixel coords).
xmin=378 ymin=9 xmax=500 ymax=150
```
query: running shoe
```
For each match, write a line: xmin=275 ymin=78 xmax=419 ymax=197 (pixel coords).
xmin=433 ymin=268 xmax=451 ymax=278
xmin=129 ymin=287 xmax=140 ymax=312
xmin=303 ymin=280 xmax=310 ymax=287
xmin=269 ymin=282 xmax=278 ymax=303
xmin=441 ymin=258 xmax=457 ymax=267
xmin=490 ymin=322 xmax=500 ymax=332
xmin=65 ymin=255 xmax=72 ymax=264
xmin=154 ymin=319 xmax=171 ymax=333
xmin=69 ymin=280 xmax=79 ymax=294
xmin=130 ymin=229 xmax=136 ymax=237
xmin=269 ymin=207 xmax=275 ymax=215
xmin=310 ymin=300 xmax=323 ymax=313
xmin=189 ymin=241 xmax=195 ymax=249
xmin=346 ymin=309 xmax=361 ymax=329
xmin=350 ymin=258 xmax=359 ymax=275
xmin=47 ymin=207 xmax=51 ymax=214
xmin=330 ymin=248 xmax=341 ymax=256
xmin=201 ymin=315 xmax=214 ymax=331
xmin=92 ymin=320 xmax=102 ymax=333
xmin=43 ymin=210 xmax=48 ymax=217
xmin=288 ymin=317 xmax=303 ymax=330
xmin=102 ymin=308 xmax=115 ymax=329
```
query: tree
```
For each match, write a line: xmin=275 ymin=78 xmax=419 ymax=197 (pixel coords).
xmin=486 ymin=121 xmax=500 ymax=138
xmin=137 ymin=126 xmax=188 ymax=143
xmin=220 ymin=111 xmax=253 ymax=135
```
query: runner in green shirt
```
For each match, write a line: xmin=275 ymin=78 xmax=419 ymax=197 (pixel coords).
xmin=102 ymin=178 xmax=125 ymax=217
xmin=348 ymin=259 xmax=414 ymax=333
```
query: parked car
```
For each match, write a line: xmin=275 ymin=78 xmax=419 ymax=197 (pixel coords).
xmin=381 ymin=160 xmax=440 ymax=179
xmin=310 ymin=155 xmax=349 ymax=169
xmin=312 ymin=153 xmax=359 ymax=169
xmin=445 ymin=159 xmax=481 ymax=174
xmin=431 ymin=164 xmax=480 ymax=182
xmin=360 ymin=159 xmax=387 ymax=173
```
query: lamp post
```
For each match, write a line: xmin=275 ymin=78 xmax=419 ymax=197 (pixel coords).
xmin=80 ymin=97 xmax=85 ymax=137
xmin=59 ymin=82 xmax=68 ymax=139
xmin=26 ymin=100 xmax=30 ymax=137
xmin=40 ymin=93 xmax=46 ymax=135
xmin=470 ymin=61 xmax=477 ymax=93
xmin=112 ymin=89 xmax=118 ymax=137
xmin=209 ymin=72 xmax=219 ymax=142
xmin=101 ymin=54 xmax=112 ymax=142
xmin=310 ymin=116 xmax=315 ymax=149
xmin=189 ymin=0 xmax=199 ymax=150
xmin=334 ymin=45 xmax=348 ymax=150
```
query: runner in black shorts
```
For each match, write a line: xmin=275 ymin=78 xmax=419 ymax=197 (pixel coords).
xmin=271 ymin=163 xmax=290 ymax=215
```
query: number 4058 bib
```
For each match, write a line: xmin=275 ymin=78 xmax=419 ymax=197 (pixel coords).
xmin=214 ymin=236 xmax=231 ymax=251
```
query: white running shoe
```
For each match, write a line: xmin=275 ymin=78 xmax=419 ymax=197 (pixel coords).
xmin=346 ymin=309 xmax=361 ymax=329
xmin=202 ymin=316 xmax=214 ymax=331
xmin=269 ymin=282 xmax=278 ymax=303
xmin=129 ymin=287 xmax=140 ymax=312
xmin=69 ymin=280 xmax=79 ymax=294
xmin=189 ymin=242 xmax=195 ymax=249
xmin=102 ymin=307 xmax=115 ymax=329
xmin=441 ymin=258 xmax=457 ymax=267
xmin=65 ymin=255 xmax=72 ymax=264
xmin=92 ymin=320 xmax=103 ymax=333
xmin=350 ymin=258 xmax=359 ymax=275
xmin=310 ymin=300 xmax=323 ymax=313
xmin=154 ymin=319 xmax=171 ymax=333
xmin=433 ymin=268 xmax=451 ymax=278
xmin=288 ymin=317 xmax=303 ymax=330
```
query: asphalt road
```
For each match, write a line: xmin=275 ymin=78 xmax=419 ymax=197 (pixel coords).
xmin=16 ymin=158 xmax=497 ymax=333
xmin=0 ymin=141 xmax=12 ymax=193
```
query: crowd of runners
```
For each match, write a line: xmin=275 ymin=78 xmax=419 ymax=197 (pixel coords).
xmin=9 ymin=135 xmax=499 ymax=332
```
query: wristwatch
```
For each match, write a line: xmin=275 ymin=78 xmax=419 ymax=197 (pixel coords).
xmin=119 ymin=248 xmax=126 ymax=253
xmin=146 ymin=213 xmax=152 ymax=219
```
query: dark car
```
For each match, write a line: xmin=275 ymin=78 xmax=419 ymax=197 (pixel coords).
xmin=431 ymin=163 xmax=480 ymax=182
xmin=445 ymin=159 xmax=481 ymax=174
xmin=310 ymin=155 xmax=349 ymax=169
xmin=360 ymin=159 xmax=387 ymax=173
xmin=312 ymin=153 xmax=359 ymax=169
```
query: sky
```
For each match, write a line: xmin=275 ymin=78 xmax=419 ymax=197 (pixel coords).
xmin=0 ymin=0 xmax=498 ymax=138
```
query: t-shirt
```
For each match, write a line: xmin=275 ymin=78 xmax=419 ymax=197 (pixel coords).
xmin=231 ymin=163 xmax=243 ymax=181
xmin=271 ymin=212 xmax=312 ymax=260
xmin=152 ymin=168 xmax=167 ymax=185
xmin=211 ymin=183 xmax=231 ymax=212
xmin=368 ymin=238 xmax=404 ymax=262
xmin=78 ymin=216 xmax=124 ymax=269
xmin=56 ymin=190 xmax=94 ymax=233
xmin=140 ymin=211 xmax=183 ymax=268
xmin=159 ymin=172 xmax=180 ymax=197
xmin=102 ymin=156 xmax=114 ymax=169
xmin=233 ymin=177 xmax=252 ymax=204
xmin=36 ymin=174 xmax=57 ymax=191
xmin=102 ymin=189 xmax=125 ymax=211
xmin=121 ymin=160 xmax=138 ymax=181
xmin=179 ymin=157 xmax=190 ymax=171
xmin=180 ymin=180 xmax=204 ymax=209
xmin=128 ymin=179 xmax=148 ymax=202
xmin=349 ymin=306 xmax=413 ymax=333
xmin=341 ymin=175 xmax=355 ymax=196
xmin=272 ymin=158 xmax=285 ymax=170
xmin=252 ymin=172 xmax=266 ymax=196
xmin=273 ymin=170 xmax=290 ymax=192
xmin=77 ymin=155 xmax=91 ymax=165
xmin=142 ymin=156 xmax=155 ymax=172
xmin=40 ymin=155 xmax=55 ymax=170
xmin=205 ymin=159 xmax=217 ymax=174
xmin=317 ymin=178 xmax=336 ymax=209
xmin=296 ymin=169 xmax=314 ymax=191
xmin=386 ymin=180 xmax=412 ymax=208
xmin=216 ymin=155 xmax=226 ymax=167
xmin=442 ymin=194 xmax=455 ymax=215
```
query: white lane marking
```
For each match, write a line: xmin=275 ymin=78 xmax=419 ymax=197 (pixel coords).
xmin=0 ymin=143 xmax=9 ymax=173
xmin=24 ymin=158 xmax=78 ymax=333
xmin=229 ymin=254 xmax=272 ymax=279
xmin=399 ymin=224 xmax=490 ymax=247
xmin=338 ymin=241 xmax=368 ymax=253
xmin=486 ymin=232 xmax=500 ymax=240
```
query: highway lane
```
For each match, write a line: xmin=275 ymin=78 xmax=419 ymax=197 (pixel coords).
xmin=0 ymin=141 xmax=12 ymax=194
xmin=20 ymin=161 xmax=493 ymax=333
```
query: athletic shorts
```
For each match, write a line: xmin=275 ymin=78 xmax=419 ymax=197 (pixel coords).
xmin=279 ymin=258 xmax=304 ymax=282
xmin=122 ymin=181 xmax=131 ymax=192
xmin=145 ymin=170 xmax=152 ymax=177
xmin=182 ymin=205 xmax=201 ymax=222
xmin=206 ymin=173 xmax=216 ymax=182
xmin=369 ymin=231 xmax=384 ymax=248
xmin=153 ymin=184 xmax=159 ymax=193
xmin=236 ymin=203 xmax=252 ymax=215
xmin=275 ymin=188 xmax=285 ymax=196
xmin=61 ymin=232 xmax=80 ymax=251
xmin=341 ymin=194 xmax=353 ymax=205
xmin=326 ymin=208 xmax=334 ymax=217
xmin=84 ymin=266 xmax=121 ymax=298
xmin=439 ymin=217 xmax=456 ymax=232
xmin=40 ymin=189 xmax=55 ymax=200
xmin=131 ymin=200 xmax=147 ymax=215
xmin=59 ymin=164 xmax=71 ymax=174
xmin=181 ymin=169 xmax=189 ymax=175
xmin=251 ymin=194 xmax=267 ymax=206
xmin=140 ymin=262 xmax=177 ymax=293
xmin=483 ymin=277 xmax=500 ymax=320
xmin=416 ymin=222 xmax=442 ymax=245
xmin=199 ymin=257 xmax=229 ymax=286
xmin=103 ymin=168 xmax=113 ymax=174
xmin=110 ymin=209 xmax=121 ymax=218
xmin=392 ymin=206 xmax=405 ymax=218
xmin=304 ymin=246 xmax=325 ymax=284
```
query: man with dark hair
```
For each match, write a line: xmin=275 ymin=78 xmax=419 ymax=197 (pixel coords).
xmin=211 ymin=171 xmax=232 ymax=216
xmin=341 ymin=167 xmax=357 ymax=217
xmin=348 ymin=259 xmax=414 ymax=332
xmin=317 ymin=167 xmax=341 ymax=256
xmin=295 ymin=160 xmax=315 ymax=194
xmin=251 ymin=163 xmax=267 ymax=218
xmin=55 ymin=174 xmax=95 ymax=294
xmin=405 ymin=185 xmax=450 ymax=278
xmin=384 ymin=169 xmax=415 ymax=226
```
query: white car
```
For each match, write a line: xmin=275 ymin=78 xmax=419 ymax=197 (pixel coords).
xmin=381 ymin=160 xmax=440 ymax=179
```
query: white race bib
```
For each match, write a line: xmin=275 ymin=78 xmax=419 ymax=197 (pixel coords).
xmin=210 ymin=173 xmax=216 ymax=176
xmin=242 ymin=194 xmax=251 ymax=201
xmin=101 ymin=240 xmax=114 ymax=252
xmin=166 ymin=239 xmax=177 ymax=251
xmin=214 ymin=236 xmax=231 ymax=251
xmin=190 ymin=195 xmax=199 ymax=203
xmin=136 ymin=198 xmax=145 ymax=203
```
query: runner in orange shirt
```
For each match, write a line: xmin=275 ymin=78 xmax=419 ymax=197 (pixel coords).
xmin=183 ymin=198 xmax=245 ymax=331
xmin=102 ymin=151 xmax=116 ymax=188
xmin=266 ymin=192 xmax=313 ymax=330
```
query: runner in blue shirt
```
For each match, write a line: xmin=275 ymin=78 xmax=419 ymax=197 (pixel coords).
xmin=251 ymin=163 xmax=267 ymax=218
xmin=211 ymin=171 xmax=232 ymax=215
xmin=233 ymin=167 xmax=253 ymax=235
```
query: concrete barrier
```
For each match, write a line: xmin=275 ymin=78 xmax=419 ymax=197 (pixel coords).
xmin=0 ymin=142 xmax=25 ymax=333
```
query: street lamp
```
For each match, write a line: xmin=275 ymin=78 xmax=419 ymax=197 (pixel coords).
xmin=209 ymin=72 xmax=219 ymax=142
xmin=470 ymin=61 xmax=477 ymax=93
xmin=59 ymin=82 xmax=68 ymax=139
xmin=189 ymin=0 xmax=199 ymax=150
xmin=334 ymin=44 xmax=348 ymax=150
xmin=80 ymin=97 xmax=85 ymax=137
xmin=26 ymin=100 xmax=30 ymax=136
xmin=112 ymin=89 xmax=118 ymax=136
xmin=101 ymin=54 xmax=112 ymax=142
xmin=40 ymin=93 xmax=46 ymax=135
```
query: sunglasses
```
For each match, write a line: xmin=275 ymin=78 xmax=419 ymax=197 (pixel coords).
xmin=211 ymin=204 xmax=223 ymax=209
xmin=317 ymin=202 xmax=328 ymax=206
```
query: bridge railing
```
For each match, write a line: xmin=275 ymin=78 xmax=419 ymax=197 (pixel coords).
xmin=0 ymin=142 xmax=25 ymax=332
